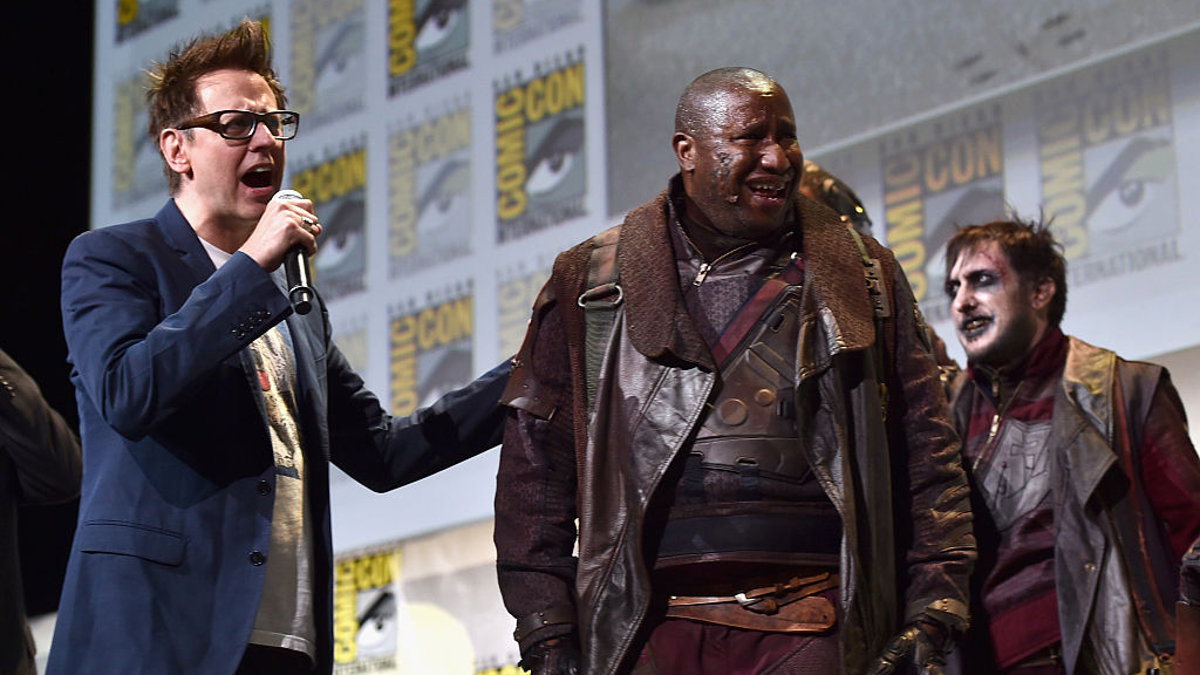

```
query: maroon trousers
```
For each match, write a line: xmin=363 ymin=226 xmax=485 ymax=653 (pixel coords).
xmin=630 ymin=616 xmax=840 ymax=675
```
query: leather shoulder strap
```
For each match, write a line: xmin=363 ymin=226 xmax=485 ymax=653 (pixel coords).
xmin=578 ymin=227 xmax=622 ymax=409
xmin=846 ymin=226 xmax=893 ymax=416
xmin=846 ymin=226 xmax=891 ymax=321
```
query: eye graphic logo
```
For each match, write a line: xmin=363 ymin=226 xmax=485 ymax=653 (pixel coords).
xmin=312 ymin=192 xmax=366 ymax=298
xmin=526 ymin=115 xmax=585 ymax=204
xmin=417 ymin=158 xmax=471 ymax=247
xmin=292 ymin=0 xmax=367 ymax=129
xmin=291 ymin=146 xmax=369 ymax=300
xmin=881 ymin=108 xmax=1005 ymax=310
xmin=390 ymin=105 xmax=473 ymax=277
xmin=494 ymin=53 xmax=588 ymax=243
xmin=356 ymin=589 xmax=398 ymax=657
xmin=1035 ymin=50 xmax=1178 ymax=279
xmin=416 ymin=0 xmax=469 ymax=61
xmin=388 ymin=0 xmax=471 ymax=96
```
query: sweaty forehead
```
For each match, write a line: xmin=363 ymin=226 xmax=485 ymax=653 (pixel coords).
xmin=699 ymin=84 xmax=788 ymax=129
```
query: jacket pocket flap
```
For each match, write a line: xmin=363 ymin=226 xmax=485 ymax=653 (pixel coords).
xmin=77 ymin=521 xmax=186 ymax=566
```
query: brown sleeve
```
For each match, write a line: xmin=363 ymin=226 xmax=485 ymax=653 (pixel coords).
xmin=879 ymin=251 xmax=975 ymax=627
xmin=493 ymin=296 xmax=582 ymax=651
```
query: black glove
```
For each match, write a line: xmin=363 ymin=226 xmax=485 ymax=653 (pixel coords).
xmin=519 ymin=637 xmax=581 ymax=675
xmin=866 ymin=616 xmax=954 ymax=675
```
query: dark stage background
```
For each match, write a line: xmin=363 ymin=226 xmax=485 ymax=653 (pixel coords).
xmin=10 ymin=5 xmax=94 ymax=615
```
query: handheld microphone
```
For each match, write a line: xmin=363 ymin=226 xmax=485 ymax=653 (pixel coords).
xmin=273 ymin=189 xmax=314 ymax=315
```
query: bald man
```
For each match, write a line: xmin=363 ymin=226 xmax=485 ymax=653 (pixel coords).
xmin=494 ymin=67 xmax=975 ymax=675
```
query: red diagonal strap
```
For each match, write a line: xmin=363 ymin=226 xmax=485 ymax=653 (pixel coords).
xmin=710 ymin=257 xmax=804 ymax=366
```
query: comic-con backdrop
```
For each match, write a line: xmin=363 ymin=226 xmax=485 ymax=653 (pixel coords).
xmin=92 ymin=0 xmax=1199 ymax=671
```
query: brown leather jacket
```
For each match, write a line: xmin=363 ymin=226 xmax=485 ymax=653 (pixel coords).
xmin=496 ymin=185 xmax=975 ymax=675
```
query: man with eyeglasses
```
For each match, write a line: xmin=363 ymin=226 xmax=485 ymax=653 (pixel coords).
xmin=48 ymin=19 xmax=510 ymax=675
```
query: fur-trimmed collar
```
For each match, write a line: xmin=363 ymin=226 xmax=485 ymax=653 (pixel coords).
xmin=617 ymin=177 xmax=879 ymax=370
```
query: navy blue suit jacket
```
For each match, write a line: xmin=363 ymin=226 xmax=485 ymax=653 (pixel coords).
xmin=48 ymin=201 xmax=509 ymax=675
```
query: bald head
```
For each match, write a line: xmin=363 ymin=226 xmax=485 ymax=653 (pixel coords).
xmin=670 ymin=67 xmax=802 ymax=244
xmin=675 ymin=67 xmax=783 ymax=136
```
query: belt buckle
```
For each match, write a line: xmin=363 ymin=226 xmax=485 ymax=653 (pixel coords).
xmin=735 ymin=585 xmax=782 ymax=614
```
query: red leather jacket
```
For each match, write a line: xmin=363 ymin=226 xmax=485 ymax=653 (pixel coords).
xmin=951 ymin=337 xmax=1200 ymax=675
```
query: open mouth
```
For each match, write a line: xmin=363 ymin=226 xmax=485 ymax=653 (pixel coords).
xmin=746 ymin=180 xmax=788 ymax=202
xmin=242 ymin=166 xmax=274 ymax=189
xmin=960 ymin=316 xmax=991 ymax=337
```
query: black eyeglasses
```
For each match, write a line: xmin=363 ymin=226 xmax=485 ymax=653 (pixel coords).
xmin=175 ymin=109 xmax=301 ymax=140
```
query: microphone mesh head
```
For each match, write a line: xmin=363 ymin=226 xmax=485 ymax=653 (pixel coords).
xmin=273 ymin=189 xmax=303 ymax=201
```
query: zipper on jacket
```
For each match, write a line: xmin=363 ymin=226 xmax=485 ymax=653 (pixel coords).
xmin=678 ymin=226 xmax=757 ymax=287
xmin=985 ymin=378 xmax=1024 ymax=445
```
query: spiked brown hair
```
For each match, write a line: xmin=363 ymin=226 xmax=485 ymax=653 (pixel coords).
xmin=146 ymin=18 xmax=287 ymax=193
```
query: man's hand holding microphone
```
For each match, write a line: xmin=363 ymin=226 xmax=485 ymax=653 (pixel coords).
xmin=239 ymin=189 xmax=320 ymax=314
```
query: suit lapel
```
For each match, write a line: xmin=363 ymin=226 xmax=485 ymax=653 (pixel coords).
xmin=154 ymin=200 xmax=219 ymax=290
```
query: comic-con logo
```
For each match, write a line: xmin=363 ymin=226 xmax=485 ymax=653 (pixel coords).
xmin=334 ymin=551 xmax=399 ymax=666
xmin=291 ymin=0 xmax=366 ymax=130
xmin=291 ymin=145 xmax=368 ymax=300
xmin=882 ymin=109 xmax=1005 ymax=321
xmin=390 ymin=293 xmax=474 ymax=416
xmin=494 ymin=52 xmax=586 ymax=243
xmin=1035 ymin=49 xmax=1178 ymax=285
xmin=390 ymin=104 xmax=472 ymax=277
xmin=116 ymin=0 xmax=179 ymax=42
xmin=388 ymin=0 xmax=470 ymax=97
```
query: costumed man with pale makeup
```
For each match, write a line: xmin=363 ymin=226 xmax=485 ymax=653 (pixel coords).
xmin=943 ymin=217 xmax=1200 ymax=675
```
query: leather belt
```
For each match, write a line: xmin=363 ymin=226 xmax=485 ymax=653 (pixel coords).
xmin=664 ymin=572 xmax=838 ymax=633
xmin=690 ymin=437 xmax=810 ymax=481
